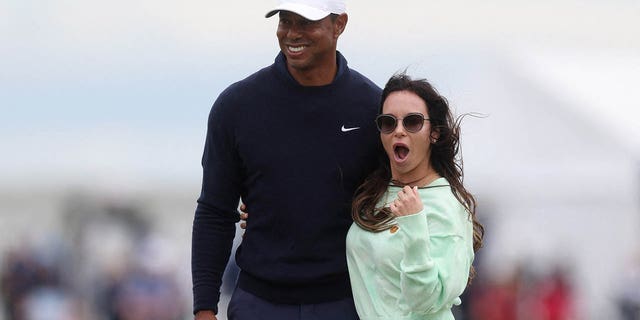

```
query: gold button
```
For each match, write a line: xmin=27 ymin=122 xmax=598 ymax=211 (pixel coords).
xmin=390 ymin=225 xmax=399 ymax=233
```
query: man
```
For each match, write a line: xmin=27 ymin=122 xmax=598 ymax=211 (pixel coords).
xmin=192 ymin=1 xmax=381 ymax=319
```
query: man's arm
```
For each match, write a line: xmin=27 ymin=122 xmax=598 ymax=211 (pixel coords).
xmin=192 ymin=200 xmax=239 ymax=315
xmin=192 ymin=97 xmax=243 ymax=315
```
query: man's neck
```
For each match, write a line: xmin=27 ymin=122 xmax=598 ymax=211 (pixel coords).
xmin=288 ymin=61 xmax=338 ymax=86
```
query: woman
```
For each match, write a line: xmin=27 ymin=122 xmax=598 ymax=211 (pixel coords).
xmin=346 ymin=73 xmax=484 ymax=320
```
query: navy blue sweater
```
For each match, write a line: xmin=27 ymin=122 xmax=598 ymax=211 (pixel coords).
xmin=192 ymin=52 xmax=382 ymax=314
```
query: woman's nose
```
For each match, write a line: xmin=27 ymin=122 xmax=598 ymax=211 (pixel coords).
xmin=393 ymin=122 xmax=407 ymax=136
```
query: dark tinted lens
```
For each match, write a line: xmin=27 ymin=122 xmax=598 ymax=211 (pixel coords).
xmin=376 ymin=115 xmax=397 ymax=133
xmin=403 ymin=114 xmax=425 ymax=132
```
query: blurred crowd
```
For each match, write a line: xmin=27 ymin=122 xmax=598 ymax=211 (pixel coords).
xmin=1 ymin=195 xmax=187 ymax=320
xmin=454 ymin=263 xmax=576 ymax=320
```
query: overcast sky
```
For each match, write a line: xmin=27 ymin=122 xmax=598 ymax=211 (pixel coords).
xmin=1 ymin=0 xmax=638 ymax=190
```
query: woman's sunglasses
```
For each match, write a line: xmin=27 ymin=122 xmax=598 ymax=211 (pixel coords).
xmin=375 ymin=113 xmax=430 ymax=134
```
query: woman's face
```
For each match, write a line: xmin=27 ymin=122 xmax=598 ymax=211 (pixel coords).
xmin=379 ymin=90 xmax=434 ymax=181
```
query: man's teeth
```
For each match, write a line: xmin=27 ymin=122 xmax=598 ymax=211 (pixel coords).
xmin=289 ymin=46 xmax=305 ymax=52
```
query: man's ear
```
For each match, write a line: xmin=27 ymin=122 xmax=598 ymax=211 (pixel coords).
xmin=334 ymin=13 xmax=348 ymax=38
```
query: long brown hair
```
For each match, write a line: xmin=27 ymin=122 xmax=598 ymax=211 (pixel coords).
xmin=351 ymin=73 xmax=484 ymax=283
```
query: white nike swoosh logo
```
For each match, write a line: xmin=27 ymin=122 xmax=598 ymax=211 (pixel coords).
xmin=341 ymin=125 xmax=361 ymax=132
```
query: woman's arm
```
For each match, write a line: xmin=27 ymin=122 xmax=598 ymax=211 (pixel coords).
xmin=391 ymin=188 xmax=473 ymax=314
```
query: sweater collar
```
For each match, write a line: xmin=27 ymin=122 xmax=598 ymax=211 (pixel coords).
xmin=273 ymin=51 xmax=349 ymax=87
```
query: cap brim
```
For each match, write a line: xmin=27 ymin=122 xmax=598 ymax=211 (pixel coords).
xmin=265 ymin=2 xmax=331 ymax=21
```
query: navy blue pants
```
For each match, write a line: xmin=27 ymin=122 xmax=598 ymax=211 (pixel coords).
xmin=227 ymin=286 xmax=359 ymax=320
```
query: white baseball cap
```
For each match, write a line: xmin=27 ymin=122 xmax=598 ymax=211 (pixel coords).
xmin=265 ymin=0 xmax=346 ymax=21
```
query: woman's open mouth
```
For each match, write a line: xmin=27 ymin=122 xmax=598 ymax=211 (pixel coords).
xmin=393 ymin=143 xmax=410 ymax=162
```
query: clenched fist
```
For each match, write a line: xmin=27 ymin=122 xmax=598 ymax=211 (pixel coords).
xmin=389 ymin=186 xmax=423 ymax=217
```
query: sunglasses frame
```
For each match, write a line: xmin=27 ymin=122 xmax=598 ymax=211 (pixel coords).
xmin=375 ymin=112 xmax=431 ymax=134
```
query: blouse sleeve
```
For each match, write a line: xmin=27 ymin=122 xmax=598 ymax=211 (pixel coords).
xmin=393 ymin=196 xmax=473 ymax=314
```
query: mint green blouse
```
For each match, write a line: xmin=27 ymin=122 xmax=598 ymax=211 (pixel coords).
xmin=346 ymin=178 xmax=475 ymax=320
